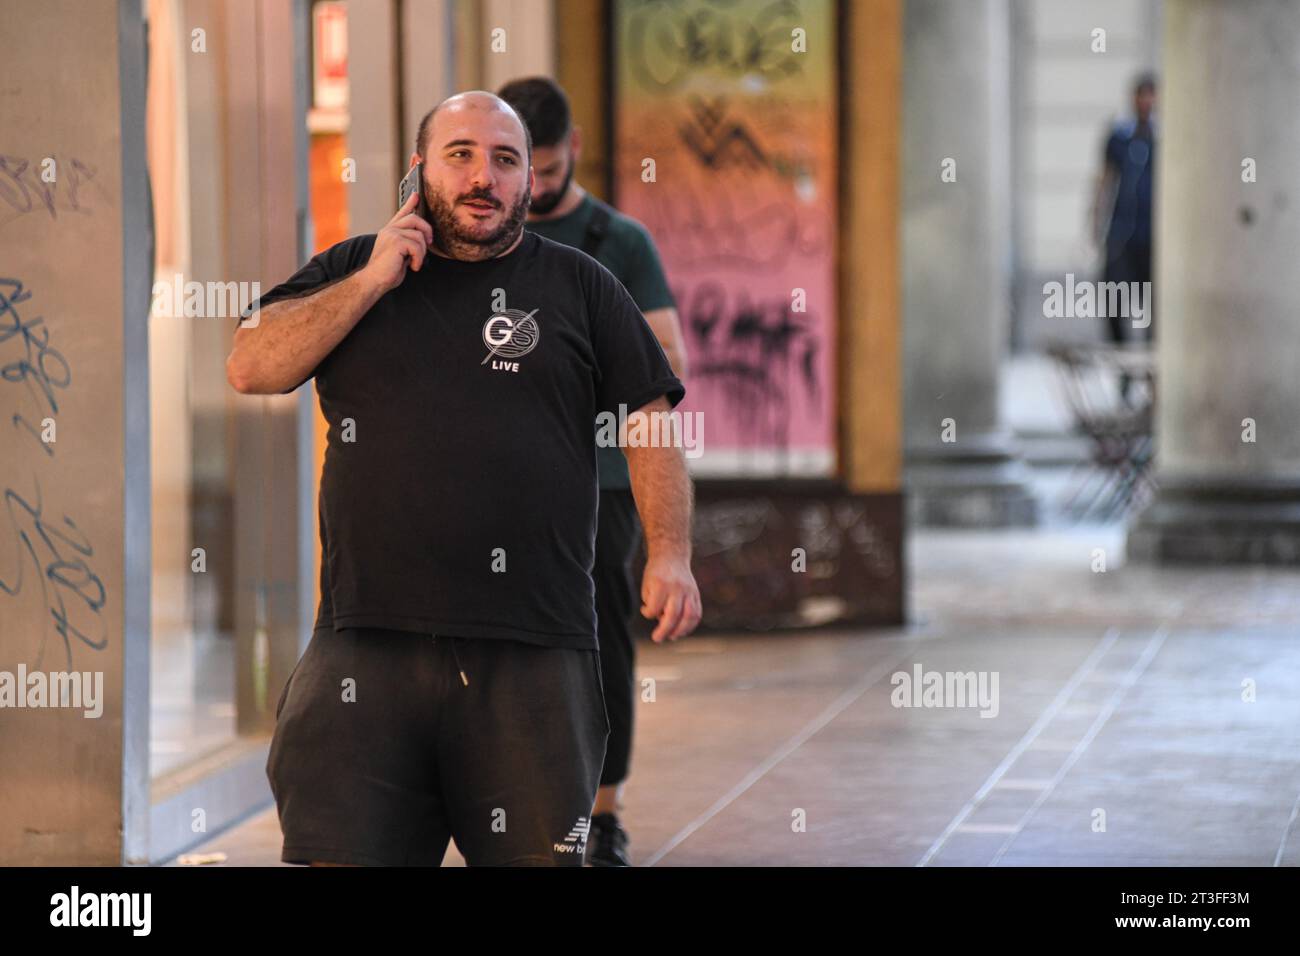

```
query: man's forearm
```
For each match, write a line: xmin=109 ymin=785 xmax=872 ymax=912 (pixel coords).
xmin=662 ymin=342 xmax=688 ymax=381
xmin=625 ymin=440 xmax=693 ymax=561
xmin=623 ymin=400 xmax=701 ymax=641
xmin=227 ymin=268 xmax=384 ymax=394
xmin=643 ymin=307 xmax=689 ymax=380
xmin=1092 ymin=168 xmax=1117 ymax=246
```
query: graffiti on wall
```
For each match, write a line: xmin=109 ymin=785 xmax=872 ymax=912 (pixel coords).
xmin=0 ymin=277 xmax=106 ymax=669
xmin=613 ymin=0 xmax=838 ymax=476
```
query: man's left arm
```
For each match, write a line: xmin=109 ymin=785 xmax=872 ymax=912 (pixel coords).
xmin=641 ymin=306 xmax=689 ymax=380
xmin=623 ymin=224 xmax=689 ymax=380
xmin=623 ymin=395 xmax=701 ymax=642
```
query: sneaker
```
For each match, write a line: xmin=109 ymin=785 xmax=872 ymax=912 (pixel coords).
xmin=585 ymin=812 xmax=631 ymax=867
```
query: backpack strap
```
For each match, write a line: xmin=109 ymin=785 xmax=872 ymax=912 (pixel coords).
xmin=580 ymin=204 xmax=612 ymax=258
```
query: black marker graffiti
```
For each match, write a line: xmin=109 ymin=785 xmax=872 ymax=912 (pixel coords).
xmin=637 ymin=181 xmax=825 ymax=273
xmin=0 ymin=478 xmax=107 ymax=670
xmin=681 ymin=279 xmax=821 ymax=449
xmin=626 ymin=0 xmax=806 ymax=93
xmin=0 ymin=154 xmax=99 ymax=225
xmin=678 ymin=97 xmax=769 ymax=171
xmin=0 ymin=277 xmax=69 ymax=457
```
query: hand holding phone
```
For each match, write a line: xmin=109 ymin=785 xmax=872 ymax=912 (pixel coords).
xmin=398 ymin=162 xmax=430 ymax=222
xmin=359 ymin=186 xmax=435 ymax=295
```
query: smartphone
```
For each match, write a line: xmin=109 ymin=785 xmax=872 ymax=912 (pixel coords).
xmin=398 ymin=162 xmax=430 ymax=221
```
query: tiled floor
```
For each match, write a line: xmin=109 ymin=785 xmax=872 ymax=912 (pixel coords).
xmin=176 ymin=524 xmax=1300 ymax=866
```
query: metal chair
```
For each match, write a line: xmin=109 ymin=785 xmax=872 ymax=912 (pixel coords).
xmin=1045 ymin=342 xmax=1157 ymax=522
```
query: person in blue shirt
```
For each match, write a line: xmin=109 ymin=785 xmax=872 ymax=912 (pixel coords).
xmin=1093 ymin=72 xmax=1157 ymax=347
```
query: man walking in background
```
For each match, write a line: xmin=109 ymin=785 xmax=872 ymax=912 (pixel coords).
xmin=1093 ymin=72 xmax=1157 ymax=349
xmin=499 ymin=77 xmax=690 ymax=867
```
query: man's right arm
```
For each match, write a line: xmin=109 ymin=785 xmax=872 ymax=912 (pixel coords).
xmin=226 ymin=269 xmax=387 ymax=395
xmin=226 ymin=189 xmax=433 ymax=395
xmin=1091 ymin=131 xmax=1120 ymax=249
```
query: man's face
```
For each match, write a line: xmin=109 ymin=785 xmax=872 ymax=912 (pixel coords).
xmin=1134 ymin=87 xmax=1155 ymax=123
xmin=420 ymin=103 xmax=533 ymax=259
xmin=529 ymin=140 xmax=575 ymax=216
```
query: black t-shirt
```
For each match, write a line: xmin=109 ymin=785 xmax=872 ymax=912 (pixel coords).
xmin=525 ymin=194 xmax=676 ymax=491
xmin=246 ymin=230 xmax=684 ymax=649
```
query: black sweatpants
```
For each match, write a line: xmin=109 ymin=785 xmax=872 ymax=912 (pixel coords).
xmin=267 ymin=626 xmax=609 ymax=866
xmin=593 ymin=488 xmax=641 ymax=787
xmin=1102 ymin=239 xmax=1153 ymax=344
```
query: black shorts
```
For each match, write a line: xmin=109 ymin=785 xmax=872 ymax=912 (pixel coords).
xmin=267 ymin=626 xmax=610 ymax=866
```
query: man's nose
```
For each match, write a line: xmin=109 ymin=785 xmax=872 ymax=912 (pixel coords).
xmin=467 ymin=157 xmax=495 ymax=191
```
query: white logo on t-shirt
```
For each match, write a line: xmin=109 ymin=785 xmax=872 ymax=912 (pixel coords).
xmin=481 ymin=308 xmax=540 ymax=372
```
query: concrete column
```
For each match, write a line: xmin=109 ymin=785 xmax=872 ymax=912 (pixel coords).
xmin=219 ymin=0 xmax=311 ymax=736
xmin=902 ymin=0 xmax=1037 ymax=526
xmin=478 ymin=0 xmax=554 ymax=92
xmin=401 ymin=0 xmax=457 ymax=150
xmin=183 ymin=0 xmax=237 ymax=633
xmin=1128 ymin=0 xmax=1300 ymax=564
xmin=147 ymin=0 xmax=194 ymax=643
xmin=347 ymin=0 xmax=402 ymax=233
xmin=0 ymin=0 xmax=151 ymax=864
xmin=556 ymin=0 xmax=608 ymax=199
xmin=842 ymin=0 xmax=903 ymax=496
xmin=349 ymin=0 xmax=459 ymax=232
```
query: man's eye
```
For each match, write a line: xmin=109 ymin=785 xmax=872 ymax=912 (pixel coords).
xmin=499 ymin=155 xmax=516 ymax=165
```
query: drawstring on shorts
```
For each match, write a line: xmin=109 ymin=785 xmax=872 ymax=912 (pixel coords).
xmin=433 ymin=634 xmax=469 ymax=687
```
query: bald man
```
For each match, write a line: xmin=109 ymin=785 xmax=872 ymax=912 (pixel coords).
xmin=227 ymin=91 xmax=701 ymax=867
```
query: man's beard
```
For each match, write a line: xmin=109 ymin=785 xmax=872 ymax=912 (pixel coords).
xmin=424 ymin=180 xmax=530 ymax=260
xmin=528 ymin=155 xmax=574 ymax=216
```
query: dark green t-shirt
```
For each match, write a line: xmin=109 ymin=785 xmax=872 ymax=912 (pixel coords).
xmin=525 ymin=193 xmax=675 ymax=489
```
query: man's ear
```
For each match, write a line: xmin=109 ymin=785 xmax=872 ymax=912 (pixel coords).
xmin=570 ymin=125 xmax=583 ymax=164
xmin=409 ymin=153 xmax=422 ymax=169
